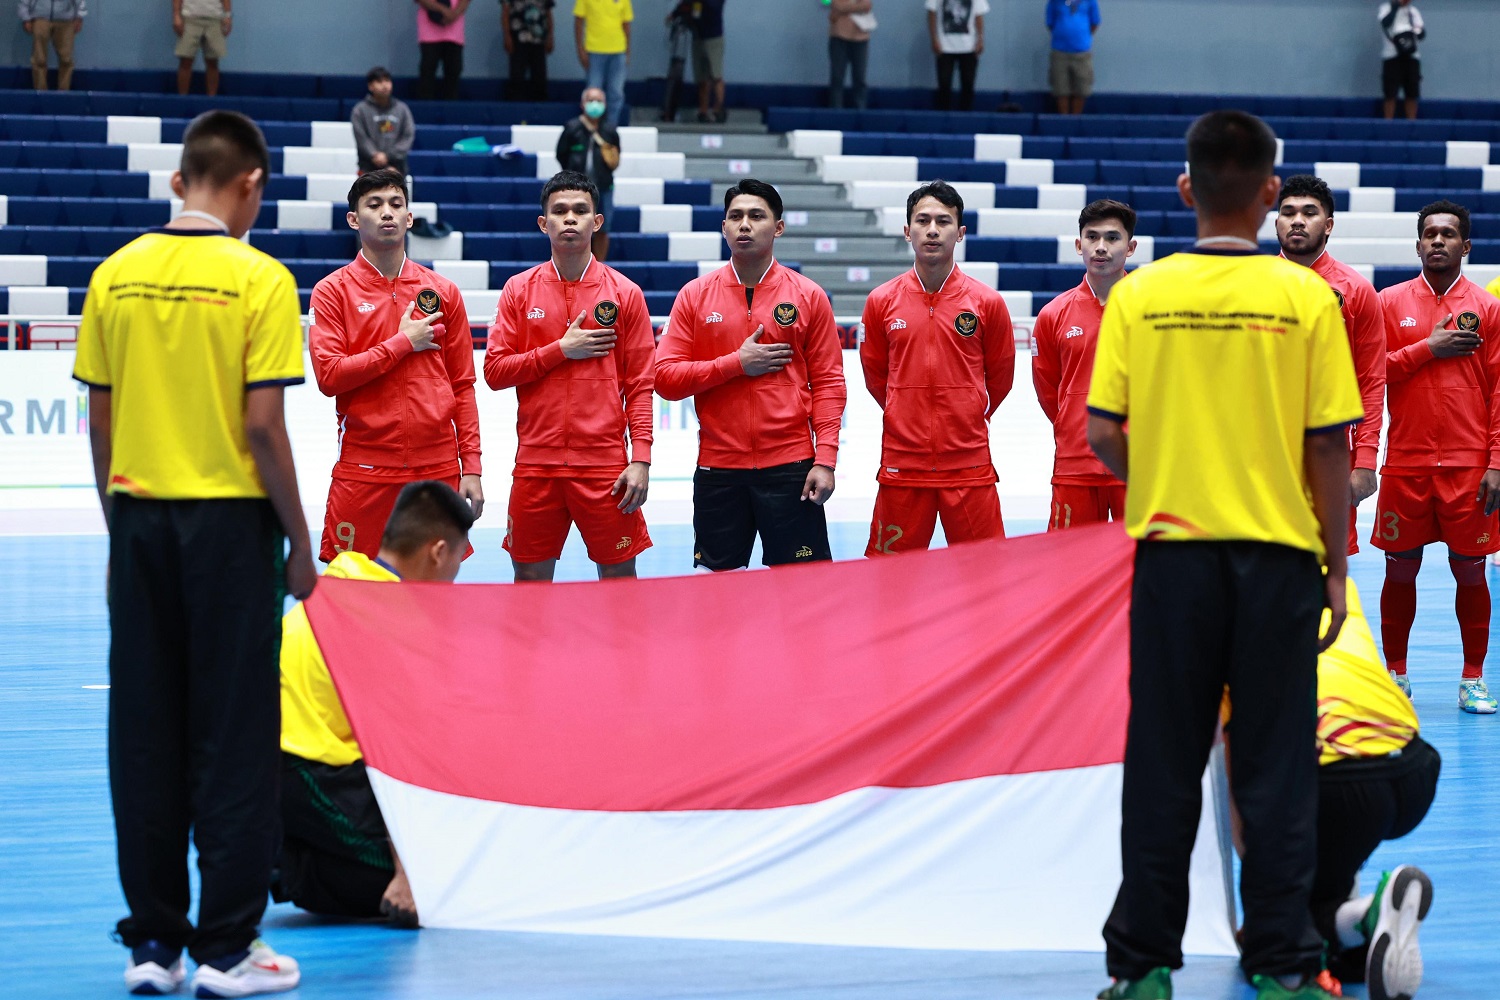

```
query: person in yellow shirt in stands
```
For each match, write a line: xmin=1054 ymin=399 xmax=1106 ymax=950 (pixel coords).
xmin=273 ymin=480 xmax=475 ymax=928
xmin=1226 ymin=581 xmax=1440 ymax=1000
xmin=1487 ymin=274 xmax=1500 ymax=303
xmin=574 ymin=0 xmax=632 ymax=126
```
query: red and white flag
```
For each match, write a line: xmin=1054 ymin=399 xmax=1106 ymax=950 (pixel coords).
xmin=305 ymin=524 xmax=1236 ymax=954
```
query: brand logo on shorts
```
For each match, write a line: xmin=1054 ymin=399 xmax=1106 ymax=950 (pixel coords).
xmin=795 ymin=545 xmax=814 ymax=559
xmin=774 ymin=302 xmax=799 ymax=327
xmin=416 ymin=288 xmax=441 ymax=315
xmin=594 ymin=300 xmax=619 ymax=327
xmin=1479 ymin=533 xmax=1492 ymax=546
xmin=1332 ymin=289 xmax=1346 ymax=310
xmin=357 ymin=301 xmax=376 ymax=314
xmin=527 ymin=306 xmax=546 ymax=320
xmin=1400 ymin=316 xmax=1417 ymax=328
xmin=1065 ymin=325 xmax=1084 ymax=339
xmin=1458 ymin=311 xmax=1482 ymax=334
xmin=705 ymin=311 xmax=723 ymax=323
xmin=616 ymin=536 xmax=632 ymax=550
xmin=954 ymin=311 xmax=979 ymax=337
xmin=889 ymin=318 xmax=907 ymax=331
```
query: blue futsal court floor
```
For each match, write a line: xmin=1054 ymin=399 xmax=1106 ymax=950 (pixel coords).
xmin=2 ymin=521 xmax=1496 ymax=998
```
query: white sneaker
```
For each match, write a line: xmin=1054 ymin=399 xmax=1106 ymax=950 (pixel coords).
xmin=189 ymin=940 xmax=300 ymax=998
xmin=1365 ymin=865 xmax=1433 ymax=1000
xmin=125 ymin=943 xmax=185 ymax=995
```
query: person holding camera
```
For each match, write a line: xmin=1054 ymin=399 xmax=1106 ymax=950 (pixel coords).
xmin=1379 ymin=0 xmax=1424 ymax=121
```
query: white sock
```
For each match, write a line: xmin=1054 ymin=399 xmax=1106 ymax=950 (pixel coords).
xmin=1336 ymin=894 xmax=1374 ymax=949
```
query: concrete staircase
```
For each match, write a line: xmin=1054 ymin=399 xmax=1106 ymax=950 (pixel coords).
xmin=654 ymin=117 xmax=915 ymax=318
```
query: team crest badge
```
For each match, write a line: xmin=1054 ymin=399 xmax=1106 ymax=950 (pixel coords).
xmin=774 ymin=302 xmax=798 ymax=327
xmin=954 ymin=311 xmax=979 ymax=337
xmin=1458 ymin=311 xmax=1481 ymax=333
xmin=594 ymin=300 xmax=619 ymax=327
xmin=416 ymin=288 xmax=440 ymax=315
xmin=1332 ymin=289 xmax=1345 ymax=310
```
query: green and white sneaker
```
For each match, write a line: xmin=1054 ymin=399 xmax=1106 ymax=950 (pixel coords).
xmin=1357 ymin=865 xmax=1433 ymax=1000
xmin=1250 ymin=973 xmax=1337 ymax=999
xmin=1390 ymin=671 xmax=1411 ymax=698
xmin=1459 ymin=678 xmax=1498 ymax=714
xmin=1097 ymin=967 xmax=1172 ymax=999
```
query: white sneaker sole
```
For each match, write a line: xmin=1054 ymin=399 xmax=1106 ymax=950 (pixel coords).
xmin=190 ymin=966 xmax=300 ymax=999
xmin=1367 ymin=865 xmax=1432 ymax=1000
xmin=125 ymin=959 xmax=185 ymax=995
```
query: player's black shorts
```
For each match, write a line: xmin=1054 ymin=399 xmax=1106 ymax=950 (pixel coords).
xmin=692 ymin=459 xmax=832 ymax=570
xmin=1382 ymin=56 xmax=1421 ymax=100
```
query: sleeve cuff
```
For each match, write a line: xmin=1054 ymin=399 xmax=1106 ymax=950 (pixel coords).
xmin=1086 ymin=405 xmax=1126 ymax=423
xmin=539 ymin=339 xmax=568 ymax=370
xmin=460 ymin=456 xmax=482 ymax=477
xmin=385 ymin=331 xmax=415 ymax=358
xmin=73 ymin=376 xmax=110 ymax=390
xmin=716 ymin=351 xmax=744 ymax=381
xmin=1306 ymin=418 xmax=1361 ymax=436
xmin=631 ymin=442 xmax=652 ymax=465
xmin=814 ymin=445 xmax=839 ymax=469
xmin=1354 ymin=446 xmax=1379 ymax=469
xmin=246 ymin=376 xmax=306 ymax=389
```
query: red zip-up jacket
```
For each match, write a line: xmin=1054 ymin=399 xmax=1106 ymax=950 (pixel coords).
xmin=309 ymin=254 xmax=481 ymax=474
xmin=1379 ymin=274 xmax=1500 ymax=473
xmin=860 ymin=265 xmax=1014 ymax=475
xmin=1031 ymin=277 xmax=1120 ymax=485
xmin=484 ymin=258 xmax=654 ymax=470
xmin=1293 ymin=251 xmax=1387 ymax=470
xmin=656 ymin=260 xmax=847 ymax=469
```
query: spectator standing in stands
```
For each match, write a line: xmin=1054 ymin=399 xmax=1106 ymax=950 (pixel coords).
xmin=503 ymin=0 xmax=554 ymax=101
xmin=172 ymin=0 xmax=228 ymax=97
xmin=1045 ymin=0 xmax=1099 ymax=116
xmin=574 ymin=0 xmax=632 ymax=127
xmin=20 ymin=0 xmax=84 ymax=92
xmin=352 ymin=67 xmax=415 ymax=177
xmin=556 ymin=88 xmax=621 ymax=261
xmin=692 ymin=0 xmax=726 ymax=123
xmin=415 ymin=0 xmax=469 ymax=100
xmin=926 ymin=0 xmax=986 ymax=112
xmin=827 ymin=0 xmax=872 ymax=110
xmin=1378 ymin=0 xmax=1424 ymax=121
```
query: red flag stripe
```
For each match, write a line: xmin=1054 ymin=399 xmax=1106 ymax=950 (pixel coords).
xmin=305 ymin=523 xmax=1134 ymax=812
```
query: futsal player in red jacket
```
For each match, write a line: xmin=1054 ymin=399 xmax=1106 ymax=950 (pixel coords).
xmin=1275 ymin=174 xmax=1388 ymax=557
xmin=1372 ymin=200 xmax=1500 ymax=713
xmin=308 ymin=168 xmax=484 ymax=562
xmin=485 ymin=170 xmax=655 ymax=581
xmin=1031 ymin=199 xmax=1133 ymax=530
xmin=656 ymin=178 xmax=847 ymax=569
xmin=860 ymin=180 xmax=1014 ymax=554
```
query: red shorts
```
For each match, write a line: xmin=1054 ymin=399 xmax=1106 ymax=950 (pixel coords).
xmin=867 ymin=484 xmax=1004 ymax=556
xmin=505 ymin=475 xmax=651 ymax=565
xmin=1370 ymin=469 xmax=1500 ymax=557
xmin=322 ymin=475 xmax=473 ymax=563
xmin=1048 ymin=484 xmax=1126 ymax=531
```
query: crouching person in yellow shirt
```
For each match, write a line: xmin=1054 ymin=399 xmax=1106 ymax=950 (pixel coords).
xmin=272 ymin=481 xmax=475 ymax=927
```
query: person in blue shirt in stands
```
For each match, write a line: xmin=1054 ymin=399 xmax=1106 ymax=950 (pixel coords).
xmin=1046 ymin=0 xmax=1099 ymax=116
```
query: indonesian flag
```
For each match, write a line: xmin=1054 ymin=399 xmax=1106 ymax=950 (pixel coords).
xmin=305 ymin=524 xmax=1237 ymax=954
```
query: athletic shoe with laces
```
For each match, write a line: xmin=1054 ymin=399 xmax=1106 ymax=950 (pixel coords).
xmin=1096 ymin=966 xmax=1172 ymax=999
xmin=1250 ymin=973 xmax=1338 ymax=999
xmin=1358 ymin=865 xmax=1433 ymax=1000
xmin=125 ymin=941 xmax=185 ymax=995
xmin=1458 ymin=677 xmax=1498 ymax=714
xmin=189 ymin=939 xmax=300 ymax=998
xmin=1390 ymin=671 xmax=1411 ymax=698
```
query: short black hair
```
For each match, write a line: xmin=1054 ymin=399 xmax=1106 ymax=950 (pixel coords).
xmin=1184 ymin=110 xmax=1279 ymax=217
xmin=1417 ymin=199 xmax=1471 ymax=242
xmin=347 ymin=167 xmax=408 ymax=213
xmin=906 ymin=181 xmax=964 ymax=224
xmin=1078 ymin=199 xmax=1137 ymax=239
xmin=366 ymin=66 xmax=392 ymax=84
xmin=1279 ymin=175 xmax=1336 ymax=217
xmin=541 ymin=170 xmax=600 ymax=214
xmin=179 ymin=110 xmax=270 ymax=190
xmin=380 ymin=481 xmax=475 ymax=557
xmin=724 ymin=178 xmax=784 ymax=220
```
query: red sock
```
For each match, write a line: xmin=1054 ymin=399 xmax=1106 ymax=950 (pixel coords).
xmin=1381 ymin=559 xmax=1420 ymax=667
xmin=1455 ymin=583 xmax=1489 ymax=679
